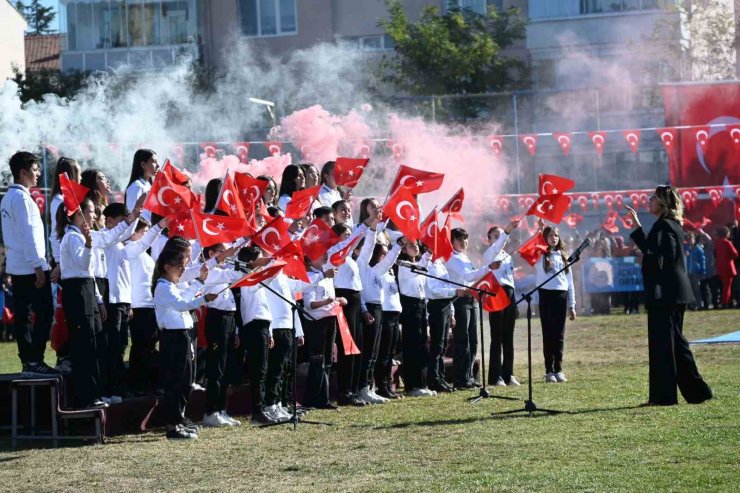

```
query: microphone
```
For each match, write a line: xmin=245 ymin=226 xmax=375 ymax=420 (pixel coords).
xmin=396 ymin=260 xmax=428 ymax=272
xmin=567 ymin=237 xmax=591 ymax=263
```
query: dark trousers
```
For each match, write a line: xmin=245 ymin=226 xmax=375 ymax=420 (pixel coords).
xmin=303 ymin=316 xmax=337 ymax=407
xmin=61 ymin=278 xmax=102 ymax=408
xmin=452 ymin=296 xmax=478 ymax=385
xmin=359 ymin=303 xmax=383 ymax=389
xmin=375 ymin=311 xmax=400 ymax=392
xmin=335 ymin=289 xmax=362 ymax=395
xmin=205 ymin=309 xmax=235 ymax=414
xmin=159 ymin=329 xmax=193 ymax=426
xmin=698 ymin=278 xmax=712 ymax=309
xmin=427 ymin=299 xmax=453 ymax=386
xmin=11 ymin=272 xmax=53 ymax=365
xmin=102 ymin=302 xmax=129 ymax=396
xmin=265 ymin=328 xmax=293 ymax=407
xmin=488 ymin=285 xmax=517 ymax=384
xmin=241 ymin=319 xmax=270 ymax=413
xmin=538 ymin=289 xmax=567 ymax=374
xmin=400 ymin=295 xmax=428 ymax=390
xmin=646 ymin=305 xmax=712 ymax=405
xmin=129 ymin=307 xmax=158 ymax=394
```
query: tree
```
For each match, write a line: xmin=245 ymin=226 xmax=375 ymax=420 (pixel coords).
xmin=378 ymin=0 xmax=527 ymax=97
xmin=15 ymin=0 xmax=57 ymax=35
xmin=10 ymin=64 xmax=87 ymax=104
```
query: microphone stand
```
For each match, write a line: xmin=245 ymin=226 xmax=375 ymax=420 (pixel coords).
xmin=254 ymin=280 xmax=333 ymax=429
xmin=409 ymin=266 xmax=496 ymax=404
xmin=492 ymin=253 xmax=583 ymax=418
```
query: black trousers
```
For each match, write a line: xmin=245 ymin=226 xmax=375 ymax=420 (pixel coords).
xmin=427 ymin=298 xmax=453 ymax=386
xmin=159 ymin=329 xmax=193 ymax=426
xmin=400 ymin=295 xmax=428 ymax=390
xmin=335 ymin=289 xmax=362 ymax=395
xmin=241 ymin=319 xmax=270 ymax=413
xmin=452 ymin=296 xmax=478 ymax=385
xmin=538 ymin=289 xmax=567 ymax=374
xmin=488 ymin=285 xmax=517 ymax=384
xmin=129 ymin=307 xmax=158 ymax=394
xmin=101 ymin=302 xmax=130 ymax=396
xmin=303 ymin=316 xmax=337 ymax=407
xmin=359 ymin=303 xmax=383 ymax=389
xmin=205 ymin=309 xmax=235 ymax=414
xmin=375 ymin=311 xmax=400 ymax=392
xmin=61 ymin=278 xmax=102 ymax=408
xmin=265 ymin=328 xmax=293 ymax=407
xmin=646 ymin=305 xmax=712 ymax=405
xmin=11 ymin=272 xmax=53 ymax=365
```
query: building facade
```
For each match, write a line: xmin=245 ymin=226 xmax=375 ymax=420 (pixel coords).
xmin=0 ymin=0 xmax=29 ymax=81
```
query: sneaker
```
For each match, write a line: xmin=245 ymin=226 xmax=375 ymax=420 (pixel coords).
xmin=89 ymin=399 xmax=109 ymax=409
xmin=368 ymin=388 xmax=389 ymax=403
xmin=107 ymin=395 xmax=123 ymax=405
xmin=429 ymin=382 xmax=454 ymax=393
xmin=545 ymin=373 xmax=558 ymax=383
xmin=251 ymin=410 xmax=278 ymax=425
xmin=347 ymin=393 xmax=369 ymax=406
xmin=358 ymin=386 xmax=387 ymax=404
xmin=21 ymin=362 xmax=61 ymax=378
xmin=494 ymin=378 xmax=507 ymax=387
xmin=272 ymin=406 xmax=293 ymax=420
xmin=376 ymin=388 xmax=401 ymax=400
xmin=182 ymin=417 xmax=201 ymax=431
xmin=554 ymin=372 xmax=568 ymax=383
xmin=191 ymin=382 xmax=205 ymax=391
xmin=202 ymin=412 xmax=229 ymax=428
xmin=219 ymin=412 xmax=242 ymax=426
xmin=55 ymin=358 xmax=72 ymax=374
xmin=265 ymin=406 xmax=291 ymax=423
xmin=166 ymin=425 xmax=197 ymax=440
xmin=407 ymin=388 xmax=434 ymax=398
xmin=508 ymin=376 xmax=521 ymax=386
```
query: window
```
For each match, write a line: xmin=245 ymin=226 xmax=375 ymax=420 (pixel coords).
xmin=345 ymin=35 xmax=396 ymax=52
xmin=445 ymin=0 xmax=488 ymax=15
xmin=531 ymin=0 xmax=673 ymax=19
xmin=239 ymin=0 xmax=297 ymax=37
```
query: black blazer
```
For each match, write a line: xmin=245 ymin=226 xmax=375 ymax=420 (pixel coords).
xmin=630 ymin=217 xmax=694 ymax=306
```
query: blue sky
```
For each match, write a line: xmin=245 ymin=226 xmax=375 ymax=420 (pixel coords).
xmin=17 ymin=0 xmax=61 ymax=32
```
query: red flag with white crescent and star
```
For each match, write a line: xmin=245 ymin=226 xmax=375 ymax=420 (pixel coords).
xmin=518 ymin=232 xmax=549 ymax=267
xmin=329 ymin=234 xmax=363 ymax=267
xmin=59 ymin=172 xmax=90 ymax=216
xmin=623 ymin=130 xmax=641 ymax=153
xmin=161 ymin=159 xmax=190 ymax=186
xmin=234 ymin=172 xmax=269 ymax=229
xmin=191 ymin=210 xmax=253 ymax=248
xmin=284 ymin=185 xmax=322 ymax=219
xmin=538 ymin=174 xmax=575 ymax=196
xmin=167 ymin=211 xmax=197 ymax=239
xmin=334 ymin=157 xmax=369 ymax=188
xmin=656 ymin=127 xmax=678 ymax=164
xmin=230 ymin=261 xmax=287 ymax=288
xmin=473 ymin=272 xmax=511 ymax=312
xmin=526 ymin=194 xmax=572 ymax=224
xmin=383 ymin=187 xmax=421 ymax=242
xmin=216 ymin=172 xmax=246 ymax=219
xmin=143 ymin=169 xmax=194 ymax=217
xmin=274 ymin=241 xmax=310 ymax=283
xmin=520 ymin=134 xmax=538 ymax=156
xmin=420 ymin=209 xmax=453 ymax=262
xmin=389 ymin=164 xmax=445 ymax=196
xmin=439 ymin=187 xmax=465 ymax=220
xmin=251 ymin=217 xmax=292 ymax=255
xmin=552 ymin=133 xmax=572 ymax=157
xmin=301 ymin=218 xmax=342 ymax=261
xmin=588 ymin=131 xmax=607 ymax=157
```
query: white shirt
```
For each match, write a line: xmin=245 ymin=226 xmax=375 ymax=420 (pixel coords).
xmin=398 ymin=252 xmax=431 ymax=299
xmin=240 ymin=283 xmax=272 ymax=328
xmin=105 ymin=224 xmax=161 ymax=304
xmin=381 ymin=271 xmax=402 ymax=312
xmin=277 ymin=194 xmax=291 ymax=211
xmin=151 ymin=235 xmax=202 ymax=264
xmin=327 ymin=223 xmax=366 ymax=291
xmin=303 ymin=268 xmax=338 ymax=320
xmin=0 ymin=184 xmax=50 ymax=274
xmin=446 ymin=251 xmax=491 ymax=287
xmin=130 ymin=247 xmax=156 ymax=309
xmin=90 ymin=220 xmax=138 ymax=280
xmin=153 ymin=278 xmax=206 ymax=330
xmin=49 ymin=194 xmax=63 ymax=263
xmin=265 ymin=273 xmax=306 ymax=337
xmin=482 ymin=231 xmax=515 ymax=289
xmin=426 ymin=259 xmax=458 ymax=301
xmin=357 ymin=228 xmax=402 ymax=307
xmin=126 ymin=178 xmax=152 ymax=223
xmin=203 ymin=264 xmax=244 ymax=312
xmin=318 ymin=184 xmax=342 ymax=209
xmin=59 ymin=225 xmax=103 ymax=304
xmin=535 ymin=251 xmax=576 ymax=309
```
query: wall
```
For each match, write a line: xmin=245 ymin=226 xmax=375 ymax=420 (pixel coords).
xmin=0 ymin=1 xmax=28 ymax=81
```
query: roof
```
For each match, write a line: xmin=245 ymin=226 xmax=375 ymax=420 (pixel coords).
xmin=24 ymin=34 xmax=62 ymax=72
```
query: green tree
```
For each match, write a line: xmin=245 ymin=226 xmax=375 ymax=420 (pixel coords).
xmin=15 ymin=0 xmax=57 ymax=35
xmin=10 ymin=64 xmax=87 ymax=104
xmin=378 ymin=0 xmax=527 ymax=97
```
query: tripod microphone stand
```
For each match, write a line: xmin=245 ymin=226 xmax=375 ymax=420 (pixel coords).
xmin=409 ymin=266 xmax=495 ymax=404
xmin=492 ymin=253 xmax=583 ymax=418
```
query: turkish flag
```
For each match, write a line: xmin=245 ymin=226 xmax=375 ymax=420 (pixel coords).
xmin=526 ymin=194 xmax=572 ymax=224
xmin=232 ymin=142 xmax=250 ymax=163
xmin=332 ymin=304 xmax=361 ymax=355
xmin=552 ymin=133 xmax=572 ymax=157
xmin=274 ymin=241 xmax=309 ymax=283
xmin=231 ymin=260 xmax=287 ymax=288
xmin=234 ymin=172 xmax=268 ymax=228
xmin=59 ymin=172 xmax=89 ymax=216
xmin=284 ymin=185 xmax=321 ymax=219
xmin=216 ymin=173 xmax=246 ymax=219
xmin=168 ymin=211 xmax=197 ymax=240
xmin=334 ymin=157 xmax=369 ymax=188
xmin=520 ymin=134 xmax=538 ymax=156
xmin=657 ymin=127 xmax=679 ymax=164
xmin=602 ymin=211 xmax=620 ymax=234
xmin=389 ymin=164 xmax=444 ymax=196
xmin=301 ymin=218 xmax=342 ymax=261
xmin=489 ymin=136 xmax=504 ymax=156
xmin=563 ymin=213 xmax=584 ymax=229
xmin=199 ymin=143 xmax=219 ymax=158
xmin=383 ymin=187 xmax=421 ymax=242
xmin=623 ymin=130 xmax=641 ymax=153
xmin=252 ymin=217 xmax=292 ymax=255
xmin=518 ymin=232 xmax=548 ymax=267
xmin=330 ymin=234 xmax=362 ymax=267
xmin=440 ymin=188 xmax=465 ymax=219
xmin=538 ymin=174 xmax=575 ymax=196
xmin=264 ymin=141 xmax=283 ymax=156
xmin=161 ymin=159 xmax=190 ymax=186
xmin=663 ymin=83 xmax=740 ymax=187
xmin=420 ymin=209 xmax=453 ymax=262
xmin=473 ymin=272 xmax=511 ymax=312
xmin=683 ymin=216 xmax=712 ymax=231
xmin=144 ymin=169 xmax=194 ymax=217
xmin=191 ymin=210 xmax=253 ymax=248
xmin=388 ymin=141 xmax=404 ymax=161
xmin=588 ymin=131 xmax=607 ymax=157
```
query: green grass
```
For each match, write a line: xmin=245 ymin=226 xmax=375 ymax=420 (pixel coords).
xmin=0 ymin=310 xmax=738 ymax=492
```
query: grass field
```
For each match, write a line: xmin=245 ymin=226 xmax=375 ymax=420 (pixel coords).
xmin=0 ymin=309 xmax=738 ymax=492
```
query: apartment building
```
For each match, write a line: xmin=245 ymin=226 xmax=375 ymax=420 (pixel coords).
xmin=0 ymin=0 xmax=29 ymax=81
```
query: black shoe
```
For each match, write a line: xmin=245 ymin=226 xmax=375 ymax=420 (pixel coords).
xmin=182 ymin=417 xmax=200 ymax=431
xmin=429 ymin=382 xmax=454 ymax=393
xmin=166 ymin=425 xmax=197 ymax=440
xmin=21 ymin=362 xmax=61 ymax=378
xmin=376 ymin=388 xmax=402 ymax=400
xmin=443 ymin=382 xmax=457 ymax=392
xmin=337 ymin=393 xmax=355 ymax=406
xmin=314 ymin=403 xmax=340 ymax=411
xmin=251 ymin=410 xmax=277 ymax=425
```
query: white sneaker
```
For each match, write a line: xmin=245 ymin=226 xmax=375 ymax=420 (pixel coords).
xmin=545 ymin=373 xmax=557 ymax=383
xmin=202 ymin=412 xmax=229 ymax=427
xmin=369 ymin=388 xmax=389 ymax=403
xmin=554 ymin=372 xmax=568 ymax=383
xmin=274 ymin=406 xmax=292 ymax=420
xmin=358 ymin=386 xmax=387 ymax=404
xmin=425 ymin=388 xmax=438 ymax=396
xmin=508 ymin=376 xmax=521 ymax=386
xmin=100 ymin=396 xmax=112 ymax=404
xmin=191 ymin=383 xmax=205 ymax=391
xmin=219 ymin=412 xmax=241 ymax=427
xmin=494 ymin=378 xmax=507 ymax=387
xmin=407 ymin=388 xmax=432 ymax=397
xmin=108 ymin=395 xmax=123 ymax=404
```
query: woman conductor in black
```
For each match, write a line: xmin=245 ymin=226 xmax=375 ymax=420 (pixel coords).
xmin=625 ymin=185 xmax=712 ymax=406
